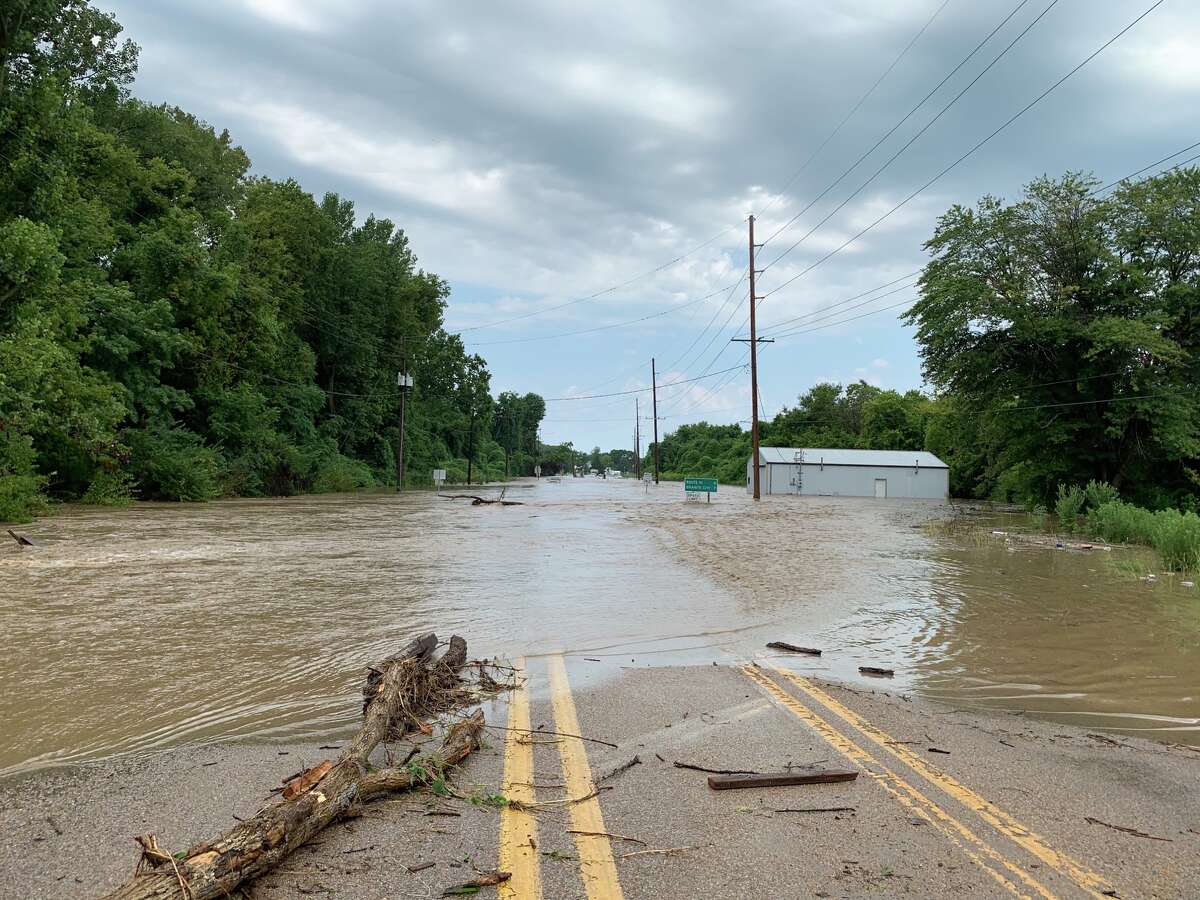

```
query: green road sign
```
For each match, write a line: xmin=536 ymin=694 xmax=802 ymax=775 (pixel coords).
xmin=684 ymin=477 xmax=718 ymax=493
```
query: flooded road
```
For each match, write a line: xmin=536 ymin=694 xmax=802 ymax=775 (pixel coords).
xmin=2 ymin=478 xmax=1197 ymax=776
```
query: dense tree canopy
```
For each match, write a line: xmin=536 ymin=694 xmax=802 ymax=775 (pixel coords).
xmin=650 ymin=171 xmax=1200 ymax=509
xmin=906 ymin=172 xmax=1200 ymax=507
xmin=0 ymin=1 xmax=543 ymax=521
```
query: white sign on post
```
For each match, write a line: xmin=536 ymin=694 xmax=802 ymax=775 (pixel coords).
xmin=432 ymin=468 xmax=446 ymax=492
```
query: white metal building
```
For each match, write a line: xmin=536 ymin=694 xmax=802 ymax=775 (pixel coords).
xmin=747 ymin=447 xmax=949 ymax=499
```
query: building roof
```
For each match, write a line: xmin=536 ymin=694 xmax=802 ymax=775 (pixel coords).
xmin=755 ymin=447 xmax=948 ymax=469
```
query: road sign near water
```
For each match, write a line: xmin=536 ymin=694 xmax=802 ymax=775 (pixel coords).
xmin=684 ymin=478 xmax=718 ymax=493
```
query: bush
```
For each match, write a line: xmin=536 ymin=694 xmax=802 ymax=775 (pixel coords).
xmin=1083 ymin=480 xmax=1119 ymax=510
xmin=1087 ymin=500 xmax=1157 ymax=545
xmin=1150 ymin=509 xmax=1200 ymax=572
xmin=1054 ymin=484 xmax=1086 ymax=531
xmin=80 ymin=469 xmax=135 ymax=506
xmin=128 ymin=424 xmax=222 ymax=502
xmin=0 ymin=431 xmax=47 ymax=523
xmin=311 ymin=454 xmax=375 ymax=493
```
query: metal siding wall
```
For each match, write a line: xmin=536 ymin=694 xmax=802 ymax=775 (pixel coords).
xmin=795 ymin=463 xmax=948 ymax=499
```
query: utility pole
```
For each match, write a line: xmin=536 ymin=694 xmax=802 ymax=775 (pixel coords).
xmin=466 ymin=403 xmax=477 ymax=485
xmin=634 ymin=397 xmax=641 ymax=479
xmin=651 ymin=357 xmax=660 ymax=485
xmin=731 ymin=215 xmax=773 ymax=501
xmin=395 ymin=339 xmax=413 ymax=492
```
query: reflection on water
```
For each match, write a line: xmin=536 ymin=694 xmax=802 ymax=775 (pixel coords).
xmin=1 ymin=479 xmax=1196 ymax=776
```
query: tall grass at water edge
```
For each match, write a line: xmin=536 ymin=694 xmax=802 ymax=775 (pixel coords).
xmin=1053 ymin=482 xmax=1200 ymax=572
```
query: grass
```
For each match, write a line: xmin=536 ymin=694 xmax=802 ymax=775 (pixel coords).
xmin=1085 ymin=501 xmax=1200 ymax=573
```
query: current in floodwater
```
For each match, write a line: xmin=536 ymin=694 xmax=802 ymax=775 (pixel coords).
xmin=1 ymin=478 xmax=1197 ymax=776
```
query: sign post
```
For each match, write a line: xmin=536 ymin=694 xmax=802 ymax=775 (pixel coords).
xmin=432 ymin=468 xmax=446 ymax=493
xmin=684 ymin=477 xmax=719 ymax=503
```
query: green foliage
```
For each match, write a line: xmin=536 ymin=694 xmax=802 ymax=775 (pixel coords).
xmin=311 ymin=454 xmax=376 ymax=494
xmin=80 ymin=469 xmax=134 ymax=506
xmin=1083 ymin=480 xmax=1119 ymax=511
xmin=0 ymin=430 xmax=46 ymax=522
xmin=1086 ymin=500 xmax=1200 ymax=571
xmin=1054 ymin=484 xmax=1086 ymax=532
xmin=128 ymin=425 xmax=221 ymax=502
xmin=906 ymin=172 xmax=1200 ymax=507
xmin=1149 ymin=509 xmax=1200 ymax=572
xmin=0 ymin=1 xmax=544 ymax=518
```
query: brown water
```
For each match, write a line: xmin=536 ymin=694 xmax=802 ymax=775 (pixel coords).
xmin=1 ymin=479 xmax=1197 ymax=776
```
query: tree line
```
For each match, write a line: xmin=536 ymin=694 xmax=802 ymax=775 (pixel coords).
xmin=649 ymin=170 xmax=1200 ymax=510
xmin=0 ymin=1 xmax=547 ymax=521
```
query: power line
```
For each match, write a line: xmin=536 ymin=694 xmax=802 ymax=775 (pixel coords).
xmin=754 ymin=271 xmax=921 ymax=334
xmin=464 ymin=279 xmax=741 ymax=346
xmin=759 ymin=0 xmax=1036 ymax=248
xmin=762 ymin=0 xmax=1166 ymax=302
xmin=541 ymin=363 xmax=746 ymax=402
xmin=1090 ymin=142 xmax=1200 ymax=196
xmin=771 ymin=298 xmax=915 ymax=340
xmin=450 ymin=223 xmax=740 ymax=333
xmin=761 ymin=0 xmax=1060 ymax=275
xmin=758 ymin=0 xmax=954 ymax=223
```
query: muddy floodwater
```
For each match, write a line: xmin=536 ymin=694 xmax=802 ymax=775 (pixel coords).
xmin=2 ymin=478 xmax=1197 ymax=776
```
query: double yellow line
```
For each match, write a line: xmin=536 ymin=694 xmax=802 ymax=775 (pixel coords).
xmin=499 ymin=656 xmax=624 ymax=900
xmin=747 ymin=664 xmax=1114 ymax=900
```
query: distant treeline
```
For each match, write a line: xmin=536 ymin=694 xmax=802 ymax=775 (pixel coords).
xmin=0 ymin=2 xmax=550 ymax=521
xmin=650 ymin=170 xmax=1200 ymax=510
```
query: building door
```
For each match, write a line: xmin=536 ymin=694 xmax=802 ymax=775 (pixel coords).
xmin=874 ymin=478 xmax=887 ymax=498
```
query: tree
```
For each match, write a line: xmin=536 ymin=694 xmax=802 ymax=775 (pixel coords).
xmin=906 ymin=172 xmax=1200 ymax=505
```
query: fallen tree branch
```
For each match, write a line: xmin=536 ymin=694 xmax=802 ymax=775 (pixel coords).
xmin=620 ymin=846 xmax=694 ymax=860
xmin=1083 ymin=816 xmax=1172 ymax=842
xmin=673 ymin=761 xmax=760 ymax=776
xmin=568 ymin=830 xmax=646 ymax=845
xmin=102 ymin=634 xmax=486 ymax=900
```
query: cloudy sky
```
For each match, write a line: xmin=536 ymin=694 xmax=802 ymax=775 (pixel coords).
xmin=105 ymin=0 xmax=1198 ymax=451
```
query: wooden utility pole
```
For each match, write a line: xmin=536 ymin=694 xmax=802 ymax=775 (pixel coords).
xmin=395 ymin=340 xmax=413 ymax=492
xmin=634 ymin=397 xmax=641 ymax=479
xmin=731 ymin=216 xmax=773 ymax=501
xmin=651 ymin=358 xmax=660 ymax=485
xmin=466 ymin=404 xmax=477 ymax=485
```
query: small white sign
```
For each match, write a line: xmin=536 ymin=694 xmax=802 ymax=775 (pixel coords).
xmin=642 ymin=473 xmax=652 ymax=483
xmin=534 ymin=465 xmax=542 ymax=477
xmin=432 ymin=468 xmax=446 ymax=483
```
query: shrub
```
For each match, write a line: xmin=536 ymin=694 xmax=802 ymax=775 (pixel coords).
xmin=1150 ymin=509 xmax=1200 ymax=572
xmin=128 ymin=424 xmax=222 ymax=502
xmin=1087 ymin=500 xmax=1157 ymax=545
xmin=1083 ymin=480 xmax=1119 ymax=510
xmin=0 ymin=431 xmax=47 ymax=523
xmin=311 ymin=454 xmax=375 ymax=493
xmin=80 ymin=469 xmax=135 ymax=506
xmin=1054 ymin=484 xmax=1087 ymax=532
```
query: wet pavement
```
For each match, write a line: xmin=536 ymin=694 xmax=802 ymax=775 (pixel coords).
xmin=4 ymin=657 xmax=1199 ymax=899
xmin=1 ymin=477 xmax=1198 ymax=778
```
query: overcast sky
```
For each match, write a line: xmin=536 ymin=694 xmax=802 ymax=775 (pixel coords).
xmin=105 ymin=0 xmax=1199 ymax=452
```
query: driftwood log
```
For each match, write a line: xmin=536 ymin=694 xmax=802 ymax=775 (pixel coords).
xmin=440 ymin=494 xmax=524 ymax=506
xmin=102 ymin=633 xmax=483 ymax=900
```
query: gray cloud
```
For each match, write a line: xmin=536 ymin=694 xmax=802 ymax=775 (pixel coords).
xmin=101 ymin=0 xmax=1200 ymax=442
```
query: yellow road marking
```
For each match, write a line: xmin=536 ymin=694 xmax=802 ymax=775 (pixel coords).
xmin=498 ymin=658 xmax=540 ymax=900
xmin=742 ymin=665 xmax=1053 ymax=900
xmin=770 ymin=666 xmax=1114 ymax=899
xmin=547 ymin=655 xmax=624 ymax=900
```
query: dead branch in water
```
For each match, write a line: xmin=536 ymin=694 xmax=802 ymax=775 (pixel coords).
xmin=101 ymin=633 xmax=502 ymax=900
xmin=440 ymin=494 xmax=525 ymax=506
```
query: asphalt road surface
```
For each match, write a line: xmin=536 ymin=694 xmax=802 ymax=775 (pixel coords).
xmin=3 ymin=656 xmax=1198 ymax=899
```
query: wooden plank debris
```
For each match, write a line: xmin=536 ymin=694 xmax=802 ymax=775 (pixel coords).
xmin=766 ymin=642 xmax=822 ymax=655
xmin=707 ymin=768 xmax=858 ymax=790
